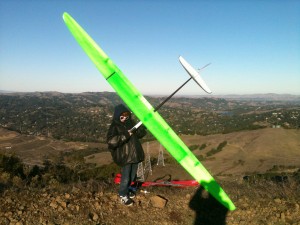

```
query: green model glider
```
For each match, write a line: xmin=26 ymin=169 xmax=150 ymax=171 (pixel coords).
xmin=63 ymin=12 xmax=236 ymax=211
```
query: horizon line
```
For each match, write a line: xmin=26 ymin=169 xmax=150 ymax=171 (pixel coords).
xmin=1 ymin=90 xmax=300 ymax=97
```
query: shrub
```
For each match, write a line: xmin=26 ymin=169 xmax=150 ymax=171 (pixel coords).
xmin=28 ymin=165 xmax=42 ymax=180
xmin=78 ymin=163 xmax=119 ymax=181
xmin=293 ymin=169 xmax=300 ymax=183
xmin=0 ymin=172 xmax=10 ymax=185
xmin=197 ymin=155 xmax=205 ymax=161
xmin=206 ymin=148 xmax=220 ymax=157
xmin=12 ymin=176 xmax=23 ymax=188
xmin=0 ymin=154 xmax=25 ymax=179
xmin=199 ymin=144 xmax=207 ymax=150
xmin=189 ymin=145 xmax=199 ymax=151
xmin=48 ymin=178 xmax=60 ymax=188
xmin=217 ymin=141 xmax=227 ymax=151
xmin=164 ymin=156 xmax=178 ymax=165
xmin=206 ymin=141 xmax=227 ymax=157
xmin=30 ymin=175 xmax=41 ymax=188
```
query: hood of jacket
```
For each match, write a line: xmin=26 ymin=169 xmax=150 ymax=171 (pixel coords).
xmin=113 ymin=104 xmax=131 ymax=120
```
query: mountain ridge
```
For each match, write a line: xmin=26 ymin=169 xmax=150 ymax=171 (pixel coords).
xmin=1 ymin=91 xmax=300 ymax=101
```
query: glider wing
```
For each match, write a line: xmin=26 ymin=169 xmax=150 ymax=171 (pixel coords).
xmin=114 ymin=174 xmax=199 ymax=187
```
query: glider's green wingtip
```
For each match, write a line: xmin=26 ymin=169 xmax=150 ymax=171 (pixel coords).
xmin=63 ymin=12 xmax=236 ymax=211
xmin=63 ymin=12 xmax=114 ymax=79
xmin=63 ymin=12 xmax=68 ymax=19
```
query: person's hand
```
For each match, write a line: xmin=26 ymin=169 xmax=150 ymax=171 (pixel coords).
xmin=128 ymin=130 xmax=133 ymax=136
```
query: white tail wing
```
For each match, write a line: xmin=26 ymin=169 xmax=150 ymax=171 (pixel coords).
xmin=179 ymin=56 xmax=212 ymax=94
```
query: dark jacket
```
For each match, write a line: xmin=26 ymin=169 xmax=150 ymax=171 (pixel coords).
xmin=107 ymin=104 xmax=146 ymax=167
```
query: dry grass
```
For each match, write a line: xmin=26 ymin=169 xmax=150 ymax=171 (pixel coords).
xmin=1 ymin=127 xmax=300 ymax=179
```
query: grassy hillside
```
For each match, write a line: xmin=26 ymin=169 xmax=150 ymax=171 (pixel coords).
xmin=1 ymin=127 xmax=299 ymax=179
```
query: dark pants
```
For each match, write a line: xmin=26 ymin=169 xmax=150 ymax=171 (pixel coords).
xmin=119 ymin=163 xmax=138 ymax=196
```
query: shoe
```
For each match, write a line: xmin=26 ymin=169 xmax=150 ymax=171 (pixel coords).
xmin=120 ymin=195 xmax=133 ymax=206
xmin=128 ymin=191 xmax=136 ymax=199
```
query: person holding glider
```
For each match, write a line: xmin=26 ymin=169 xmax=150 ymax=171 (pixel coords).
xmin=63 ymin=12 xmax=236 ymax=210
xmin=107 ymin=104 xmax=147 ymax=206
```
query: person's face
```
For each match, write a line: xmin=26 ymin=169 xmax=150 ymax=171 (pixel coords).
xmin=120 ymin=112 xmax=130 ymax=123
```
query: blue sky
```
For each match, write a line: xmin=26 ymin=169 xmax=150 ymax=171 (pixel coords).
xmin=0 ymin=0 xmax=299 ymax=95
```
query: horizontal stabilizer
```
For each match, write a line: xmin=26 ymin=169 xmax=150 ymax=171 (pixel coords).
xmin=179 ymin=56 xmax=212 ymax=94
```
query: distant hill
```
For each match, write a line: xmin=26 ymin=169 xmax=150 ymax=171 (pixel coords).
xmin=0 ymin=90 xmax=15 ymax=93
xmin=214 ymin=93 xmax=300 ymax=102
xmin=2 ymin=91 xmax=300 ymax=101
xmin=177 ymin=93 xmax=300 ymax=102
xmin=0 ymin=92 xmax=299 ymax=143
